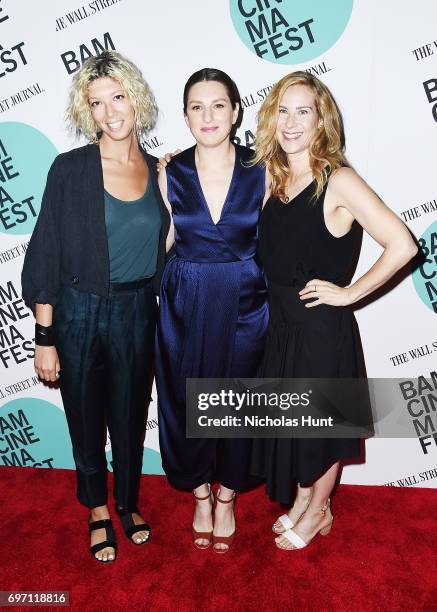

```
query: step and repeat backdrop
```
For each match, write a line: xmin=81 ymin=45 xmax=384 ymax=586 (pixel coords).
xmin=0 ymin=0 xmax=436 ymax=488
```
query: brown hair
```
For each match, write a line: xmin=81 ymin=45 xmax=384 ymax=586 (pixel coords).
xmin=183 ymin=67 xmax=243 ymax=138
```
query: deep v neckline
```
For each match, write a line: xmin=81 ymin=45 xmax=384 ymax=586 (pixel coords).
xmin=192 ymin=145 xmax=239 ymax=226
xmin=280 ymin=179 xmax=315 ymax=205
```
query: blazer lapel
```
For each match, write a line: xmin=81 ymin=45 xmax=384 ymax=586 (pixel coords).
xmin=86 ymin=143 xmax=109 ymax=292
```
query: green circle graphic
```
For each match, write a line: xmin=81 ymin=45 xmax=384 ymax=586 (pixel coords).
xmin=230 ymin=0 xmax=354 ymax=64
xmin=0 ymin=122 xmax=58 ymax=235
xmin=0 ymin=397 xmax=165 ymax=474
xmin=0 ymin=397 xmax=74 ymax=469
xmin=413 ymin=221 xmax=437 ymax=314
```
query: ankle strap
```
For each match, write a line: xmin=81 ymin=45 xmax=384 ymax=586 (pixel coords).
xmin=216 ymin=490 xmax=235 ymax=504
xmin=193 ymin=485 xmax=211 ymax=501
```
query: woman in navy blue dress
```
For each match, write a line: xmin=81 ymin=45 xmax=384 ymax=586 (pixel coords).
xmin=155 ymin=69 xmax=268 ymax=553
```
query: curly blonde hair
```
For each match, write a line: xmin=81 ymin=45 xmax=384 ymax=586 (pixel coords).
xmin=252 ymin=71 xmax=347 ymax=201
xmin=67 ymin=51 xmax=157 ymax=141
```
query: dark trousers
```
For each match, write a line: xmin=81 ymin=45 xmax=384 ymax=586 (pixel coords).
xmin=53 ymin=281 xmax=157 ymax=509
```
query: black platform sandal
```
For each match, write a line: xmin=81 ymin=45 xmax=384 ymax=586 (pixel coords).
xmin=88 ymin=517 xmax=117 ymax=562
xmin=116 ymin=507 xmax=151 ymax=545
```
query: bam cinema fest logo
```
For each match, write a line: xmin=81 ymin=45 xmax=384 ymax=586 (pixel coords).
xmin=60 ymin=31 xmax=115 ymax=75
xmin=413 ymin=220 xmax=437 ymax=313
xmin=423 ymin=76 xmax=437 ymax=122
xmin=399 ymin=371 xmax=437 ymax=455
xmin=230 ymin=0 xmax=353 ymax=64
xmin=0 ymin=398 xmax=74 ymax=468
xmin=0 ymin=122 xmax=58 ymax=235
xmin=0 ymin=0 xmax=9 ymax=25
xmin=0 ymin=0 xmax=28 ymax=81
xmin=0 ymin=280 xmax=34 ymax=369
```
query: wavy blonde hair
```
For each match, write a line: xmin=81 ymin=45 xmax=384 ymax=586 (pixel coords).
xmin=252 ymin=71 xmax=347 ymax=201
xmin=67 ymin=51 xmax=157 ymax=141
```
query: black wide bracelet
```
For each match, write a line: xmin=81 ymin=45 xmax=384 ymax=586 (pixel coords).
xmin=35 ymin=323 xmax=55 ymax=347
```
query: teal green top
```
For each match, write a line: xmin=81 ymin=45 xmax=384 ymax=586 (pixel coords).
xmin=104 ymin=179 xmax=161 ymax=282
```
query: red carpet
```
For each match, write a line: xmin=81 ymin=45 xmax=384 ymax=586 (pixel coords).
xmin=1 ymin=467 xmax=436 ymax=611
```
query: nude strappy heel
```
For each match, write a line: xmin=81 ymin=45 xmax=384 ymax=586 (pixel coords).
xmin=192 ymin=485 xmax=214 ymax=549
xmin=212 ymin=489 xmax=236 ymax=554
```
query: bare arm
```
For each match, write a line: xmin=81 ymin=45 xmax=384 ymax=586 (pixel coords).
xmin=300 ymin=167 xmax=418 ymax=307
xmin=34 ymin=303 xmax=60 ymax=382
xmin=158 ymin=167 xmax=175 ymax=252
xmin=36 ymin=303 xmax=53 ymax=326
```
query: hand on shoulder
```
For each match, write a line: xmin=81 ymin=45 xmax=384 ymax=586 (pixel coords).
xmin=156 ymin=149 xmax=182 ymax=172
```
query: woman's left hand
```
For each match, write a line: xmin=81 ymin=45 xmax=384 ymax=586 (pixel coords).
xmin=299 ymin=279 xmax=353 ymax=307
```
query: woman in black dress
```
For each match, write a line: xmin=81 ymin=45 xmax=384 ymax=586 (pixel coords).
xmin=251 ymin=72 xmax=417 ymax=550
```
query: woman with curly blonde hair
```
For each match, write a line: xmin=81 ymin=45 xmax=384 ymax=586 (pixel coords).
xmin=22 ymin=51 xmax=169 ymax=562
xmin=251 ymin=71 xmax=417 ymax=550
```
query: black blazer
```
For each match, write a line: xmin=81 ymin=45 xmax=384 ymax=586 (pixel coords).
xmin=21 ymin=143 xmax=170 ymax=310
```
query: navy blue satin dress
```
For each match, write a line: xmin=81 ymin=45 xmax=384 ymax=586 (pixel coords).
xmin=155 ymin=144 xmax=268 ymax=491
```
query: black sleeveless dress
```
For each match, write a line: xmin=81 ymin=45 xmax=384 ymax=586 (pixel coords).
xmin=251 ymin=179 xmax=363 ymax=505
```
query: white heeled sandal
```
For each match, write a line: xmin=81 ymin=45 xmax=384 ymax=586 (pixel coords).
xmin=272 ymin=493 xmax=312 ymax=534
xmin=277 ymin=499 xmax=333 ymax=550
xmin=272 ymin=514 xmax=294 ymax=534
